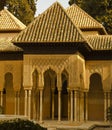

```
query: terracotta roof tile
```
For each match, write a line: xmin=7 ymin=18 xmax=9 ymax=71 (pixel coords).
xmin=0 ymin=38 xmax=23 ymax=52
xmin=66 ymin=4 xmax=107 ymax=34
xmin=86 ymin=35 xmax=112 ymax=50
xmin=13 ymin=2 xmax=86 ymax=43
xmin=0 ymin=9 xmax=26 ymax=31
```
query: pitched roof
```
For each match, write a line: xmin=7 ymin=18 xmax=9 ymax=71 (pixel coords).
xmin=0 ymin=9 xmax=26 ymax=31
xmin=0 ymin=38 xmax=23 ymax=52
xmin=86 ymin=35 xmax=112 ymax=50
xmin=66 ymin=4 xmax=107 ymax=34
xmin=12 ymin=2 xmax=87 ymax=43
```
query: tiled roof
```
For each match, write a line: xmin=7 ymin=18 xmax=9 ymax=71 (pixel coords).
xmin=0 ymin=9 xmax=26 ymax=31
xmin=66 ymin=4 xmax=107 ymax=34
xmin=0 ymin=38 xmax=23 ymax=52
xmin=13 ymin=2 xmax=86 ymax=43
xmin=86 ymin=35 xmax=112 ymax=50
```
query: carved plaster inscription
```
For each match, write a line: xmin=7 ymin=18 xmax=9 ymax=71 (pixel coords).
xmin=4 ymin=64 xmax=13 ymax=72
xmin=88 ymin=64 xmax=103 ymax=75
xmin=31 ymin=56 xmax=69 ymax=72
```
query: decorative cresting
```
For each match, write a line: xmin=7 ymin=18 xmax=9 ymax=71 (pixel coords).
xmin=86 ymin=62 xmax=112 ymax=91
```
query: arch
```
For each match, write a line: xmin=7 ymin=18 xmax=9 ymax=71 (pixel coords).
xmin=88 ymin=73 xmax=104 ymax=121
xmin=43 ymin=68 xmax=57 ymax=120
xmin=3 ymin=72 xmax=14 ymax=114
xmin=61 ymin=69 xmax=68 ymax=119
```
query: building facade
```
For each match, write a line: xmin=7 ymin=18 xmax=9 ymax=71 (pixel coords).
xmin=0 ymin=2 xmax=112 ymax=122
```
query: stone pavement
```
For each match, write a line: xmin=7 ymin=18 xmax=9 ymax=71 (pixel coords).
xmin=38 ymin=120 xmax=110 ymax=130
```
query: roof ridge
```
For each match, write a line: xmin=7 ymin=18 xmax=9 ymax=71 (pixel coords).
xmin=67 ymin=4 xmax=103 ymax=27
xmin=3 ymin=9 xmax=26 ymax=29
xmin=86 ymin=35 xmax=112 ymax=38
xmin=66 ymin=4 xmax=107 ymax=34
xmin=13 ymin=1 xmax=88 ymax=43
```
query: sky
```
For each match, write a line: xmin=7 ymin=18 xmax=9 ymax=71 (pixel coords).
xmin=35 ymin=0 xmax=69 ymax=16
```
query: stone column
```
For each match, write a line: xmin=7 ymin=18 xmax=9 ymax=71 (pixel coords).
xmin=39 ymin=89 xmax=43 ymax=122
xmin=85 ymin=92 xmax=88 ymax=121
xmin=28 ymin=89 xmax=31 ymax=119
xmin=52 ymin=88 xmax=55 ymax=120
xmin=104 ymin=92 xmax=107 ymax=121
xmin=38 ymin=72 xmax=44 ymax=122
xmin=15 ymin=92 xmax=17 ymax=115
xmin=67 ymin=89 xmax=70 ymax=120
xmin=107 ymin=92 xmax=111 ymax=108
xmin=0 ymin=91 xmax=3 ymax=106
xmin=24 ymin=90 xmax=28 ymax=116
xmin=80 ymin=91 xmax=84 ymax=121
xmin=74 ymin=90 xmax=77 ymax=122
xmin=57 ymin=72 xmax=62 ymax=122
xmin=70 ymin=90 xmax=73 ymax=121
xmin=17 ymin=92 xmax=20 ymax=115
xmin=58 ymin=89 xmax=61 ymax=121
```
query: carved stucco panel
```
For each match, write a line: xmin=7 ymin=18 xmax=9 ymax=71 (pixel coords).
xmin=4 ymin=64 xmax=13 ymax=73
xmin=31 ymin=56 xmax=70 ymax=73
xmin=86 ymin=62 xmax=112 ymax=91
xmin=86 ymin=64 xmax=103 ymax=91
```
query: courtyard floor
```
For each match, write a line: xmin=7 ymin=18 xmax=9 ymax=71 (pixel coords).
xmin=38 ymin=120 xmax=110 ymax=130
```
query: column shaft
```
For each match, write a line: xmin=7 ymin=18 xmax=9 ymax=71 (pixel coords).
xmin=39 ymin=89 xmax=43 ymax=122
xmin=74 ymin=91 xmax=77 ymax=122
xmin=25 ymin=90 xmax=28 ymax=116
xmin=107 ymin=92 xmax=110 ymax=108
xmin=70 ymin=90 xmax=73 ymax=121
xmin=68 ymin=90 xmax=70 ymax=120
xmin=28 ymin=90 xmax=31 ymax=119
xmin=85 ymin=92 xmax=88 ymax=121
xmin=0 ymin=91 xmax=3 ymax=106
xmin=104 ymin=92 xmax=107 ymax=121
xmin=52 ymin=89 xmax=54 ymax=120
xmin=58 ymin=90 xmax=61 ymax=121
xmin=15 ymin=92 xmax=17 ymax=115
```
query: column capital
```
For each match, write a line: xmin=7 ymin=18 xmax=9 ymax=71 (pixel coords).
xmin=38 ymin=87 xmax=44 ymax=91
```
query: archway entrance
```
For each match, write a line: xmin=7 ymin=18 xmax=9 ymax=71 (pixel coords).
xmin=88 ymin=73 xmax=104 ymax=121
xmin=3 ymin=72 xmax=14 ymax=114
xmin=61 ymin=70 xmax=68 ymax=120
xmin=43 ymin=69 xmax=56 ymax=120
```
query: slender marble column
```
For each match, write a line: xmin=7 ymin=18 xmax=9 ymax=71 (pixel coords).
xmin=28 ymin=90 xmax=31 ymax=119
xmin=68 ymin=89 xmax=70 ymax=120
xmin=15 ymin=92 xmax=17 ymax=115
xmin=39 ymin=89 xmax=43 ymax=122
xmin=57 ymin=72 xmax=62 ymax=122
xmin=85 ymin=92 xmax=88 ymax=121
xmin=70 ymin=90 xmax=73 ymax=121
xmin=24 ymin=90 xmax=28 ymax=116
xmin=104 ymin=92 xmax=107 ymax=121
xmin=0 ymin=91 xmax=3 ymax=106
xmin=58 ymin=90 xmax=61 ymax=121
xmin=52 ymin=88 xmax=55 ymax=120
xmin=74 ymin=91 xmax=77 ymax=122
xmin=108 ymin=92 xmax=110 ymax=108
xmin=80 ymin=91 xmax=84 ymax=121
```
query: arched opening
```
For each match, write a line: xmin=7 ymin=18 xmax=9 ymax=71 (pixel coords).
xmin=88 ymin=73 xmax=104 ymax=121
xmin=3 ymin=72 xmax=14 ymax=114
xmin=43 ymin=69 xmax=56 ymax=120
xmin=31 ymin=69 xmax=39 ymax=120
xmin=61 ymin=70 xmax=68 ymax=120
